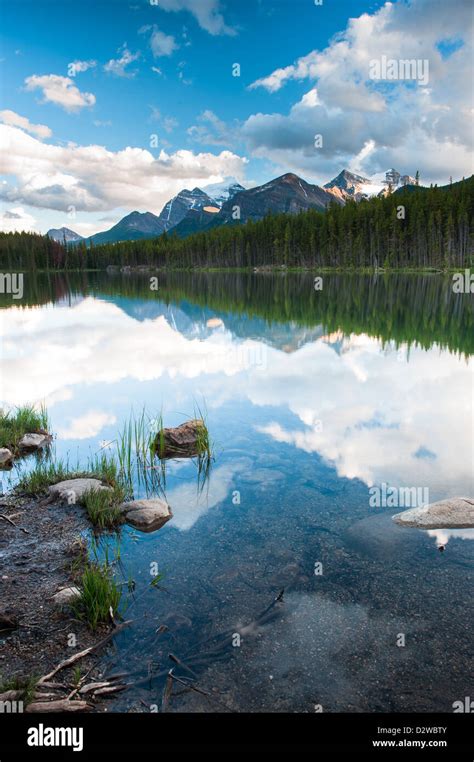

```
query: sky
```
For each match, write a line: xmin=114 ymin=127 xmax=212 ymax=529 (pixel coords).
xmin=0 ymin=0 xmax=472 ymax=236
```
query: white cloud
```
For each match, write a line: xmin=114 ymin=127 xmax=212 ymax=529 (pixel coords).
xmin=244 ymin=0 xmax=474 ymax=183
xmin=0 ymin=123 xmax=248 ymax=215
xmin=0 ymin=206 xmax=37 ymax=233
xmin=166 ymin=461 xmax=248 ymax=530
xmin=104 ymin=45 xmax=140 ymax=77
xmin=187 ymin=109 xmax=234 ymax=145
xmin=0 ymin=109 xmax=52 ymax=138
xmin=155 ymin=0 xmax=236 ymax=36
xmin=56 ymin=410 xmax=117 ymax=440
xmin=24 ymin=74 xmax=96 ymax=112
xmin=249 ymin=50 xmax=320 ymax=93
xmin=144 ymin=25 xmax=178 ymax=57
xmin=68 ymin=59 xmax=97 ymax=75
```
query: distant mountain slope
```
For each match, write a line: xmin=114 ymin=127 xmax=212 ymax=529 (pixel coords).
xmin=87 ymin=211 xmax=164 ymax=245
xmin=170 ymin=207 xmax=221 ymax=238
xmin=47 ymin=227 xmax=84 ymax=243
xmin=218 ymin=173 xmax=341 ymax=225
xmin=85 ymin=187 xmax=217 ymax=246
xmin=51 ymin=168 xmax=458 ymax=246
xmin=324 ymin=170 xmax=372 ymax=201
xmin=156 ymin=187 xmax=217 ymax=231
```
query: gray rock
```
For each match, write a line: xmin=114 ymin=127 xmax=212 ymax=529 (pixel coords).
xmin=154 ymin=419 xmax=206 ymax=458
xmin=18 ymin=432 xmax=52 ymax=452
xmin=52 ymin=587 xmax=81 ymax=607
xmin=392 ymin=497 xmax=474 ymax=529
xmin=48 ymin=478 xmax=112 ymax=504
xmin=122 ymin=498 xmax=172 ymax=533
xmin=0 ymin=448 xmax=13 ymax=468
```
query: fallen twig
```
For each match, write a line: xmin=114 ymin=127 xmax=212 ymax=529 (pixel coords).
xmin=0 ymin=513 xmax=29 ymax=534
xmin=38 ymin=620 xmax=132 ymax=685
xmin=26 ymin=699 xmax=92 ymax=713
xmin=92 ymin=684 xmax=127 ymax=697
xmin=169 ymin=652 xmax=197 ymax=678
xmin=161 ymin=671 xmax=174 ymax=712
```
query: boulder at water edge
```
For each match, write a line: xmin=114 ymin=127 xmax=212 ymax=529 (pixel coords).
xmin=154 ymin=418 xmax=206 ymax=458
xmin=121 ymin=498 xmax=172 ymax=533
xmin=48 ymin=478 xmax=112 ymax=503
xmin=18 ymin=432 xmax=52 ymax=453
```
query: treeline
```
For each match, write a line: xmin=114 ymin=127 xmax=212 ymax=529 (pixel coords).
xmin=0 ymin=231 xmax=68 ymax=271
xmin=0 ymin=177 xmax=473 ymax=271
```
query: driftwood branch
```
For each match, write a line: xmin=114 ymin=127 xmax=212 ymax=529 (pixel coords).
xmin=26 ymin=699 xmax=92 ymax=713
xmin=161 ymin=671 xmax=174 ymax=712
xmin=38 ymin=620 xmax=132 ymax=685
xmin=92 ymin=684 xmax=127 ymax=697
xmin=0 ymin=513 xmax=29 ymax=534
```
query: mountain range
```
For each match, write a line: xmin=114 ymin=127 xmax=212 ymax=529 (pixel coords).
xmin=47 ymin=168 xmax=419 ymax=246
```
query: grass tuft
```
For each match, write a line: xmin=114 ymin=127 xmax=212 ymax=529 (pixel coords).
xmin=0 ymin=404 xmax=49 ymax=454
xmin=82 ymin=484 xmax=125 ymax=529
xmin=16 ymin=458 xmax=79 ymax=495
xmin=73 ymin=562 xmax=122 ymax=631
xmin=16 ymin=450 xmax=124 ymax=498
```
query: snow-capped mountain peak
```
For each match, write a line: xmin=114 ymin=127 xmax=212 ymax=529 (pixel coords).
xmin=201 ymin=178 xmax=246 ymax=207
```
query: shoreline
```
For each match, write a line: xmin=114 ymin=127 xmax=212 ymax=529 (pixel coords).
xmin=0 ymin=490 xmax=121 ymax=712
xmin=0 ymin=265 xmax=468 ymax=275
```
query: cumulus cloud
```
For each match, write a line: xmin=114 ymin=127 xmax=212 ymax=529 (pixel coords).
xmin=104 ymin=45 xmax=140 ymax=77
xmin=0 ymin=109 xmax=52 ymax=138
xmin=244 ymin=0 xmax=474 ymax=183
xmin=56 ymin=410 xmax=117 ymax=440
xmin=0 ymin=123 xmax=248 ymax=214
xmin=140 ymin=25 xmax=178 ymax=57
xmin=155 ymin=0 xmax=236 ymax=36
xmin=0 ymin=206 xmax=37 ymax=233
xmin=24 ymin=74 xmax=96 ymax=112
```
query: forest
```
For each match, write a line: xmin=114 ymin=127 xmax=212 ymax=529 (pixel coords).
xmin=0 ymin=177 xmax=472 ymax=272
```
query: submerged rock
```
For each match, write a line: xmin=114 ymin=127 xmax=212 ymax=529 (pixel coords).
xmin=154 ymin=418 xmax=206 ymax=458
xmin=121 ymin=498 xmax=172 ymax=532
xmin=0 ymin=448 xmax=13 ymax=468
xmin=18 ymin=432 xmax=52 ymax=453
xmin=48 ymin=478 xmax=112 ymax=503
xmin=52 ymin=587 xmax=81 ymax=608
xmin=392 ymin=497 xmax=474 ymax=529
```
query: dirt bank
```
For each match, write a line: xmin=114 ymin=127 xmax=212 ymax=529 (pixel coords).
xmin=0 ymin=491 xmax=120 ymax=710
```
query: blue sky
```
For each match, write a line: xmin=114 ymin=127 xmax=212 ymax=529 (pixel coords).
xmin=0 ymin=0 xmax=472 ymax=235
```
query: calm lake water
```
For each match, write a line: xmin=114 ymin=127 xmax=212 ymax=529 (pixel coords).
xmin=1 ymin=271 xmax=473 ymax=712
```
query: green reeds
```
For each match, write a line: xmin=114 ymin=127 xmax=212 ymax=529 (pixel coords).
xmin=16 ymin=456 xmax=80 ymax=495
xmin=82 ymin=484 xmax=125 ymax=529
xmin=116 ymin=408 xmax=166 ymax=496
xmin=16 ymin=449 xmax=122 ymax=497
xmin=73 ymin=561 xmax=122 ymax=631
xmin=0 ymin=404 xmax=49 ymax=454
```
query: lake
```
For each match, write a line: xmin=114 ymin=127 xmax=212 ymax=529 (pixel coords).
xmin=1 ymin=271 xmax=473 ymax=712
